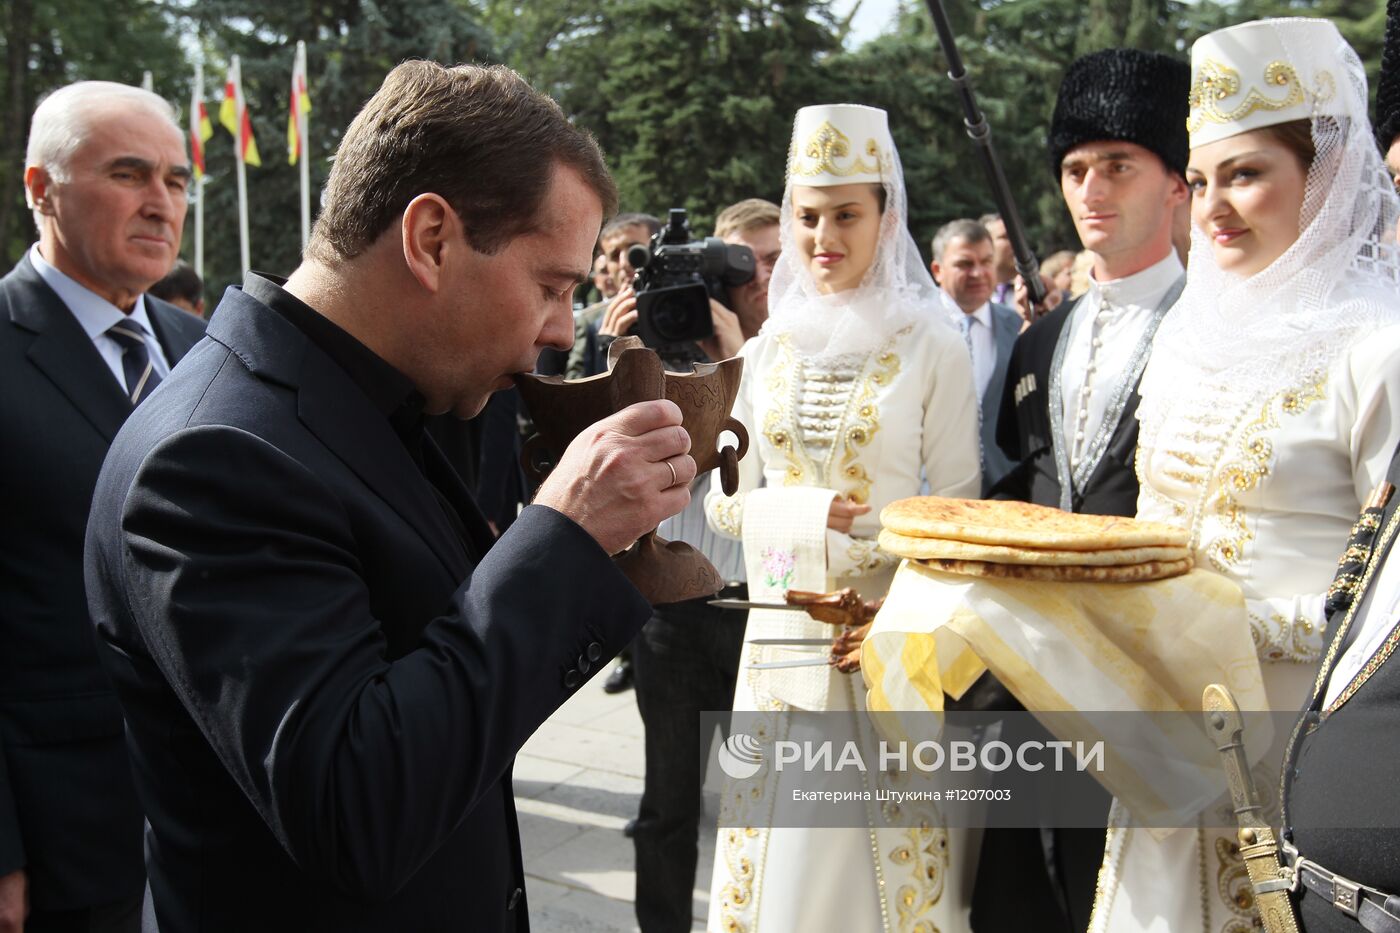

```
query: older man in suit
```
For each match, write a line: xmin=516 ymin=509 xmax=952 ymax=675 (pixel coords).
xmin=930 ymin=218 xmax=1021 ymax=495
xmin=0 ymin=82 xmax=205 ymax=933
xmin=83 ymin=62 xmax=693 ymax=932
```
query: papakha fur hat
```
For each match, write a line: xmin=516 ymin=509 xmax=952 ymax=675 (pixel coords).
xmin=1378 ymin=0 xmax=1400 ymax=149
xmin=1047 ymin=48 xmax=1191 ymax=178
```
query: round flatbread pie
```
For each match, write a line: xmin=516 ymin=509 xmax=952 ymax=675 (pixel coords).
xmin=878 ymin=529 xmax=1190 ymax=566
xmin=880 ymin=496 xmax=1190 ymax=552
xmin=914 ymin=556 xmax=1193 ymax=583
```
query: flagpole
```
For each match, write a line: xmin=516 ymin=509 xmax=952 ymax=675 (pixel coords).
xmin=232 ymin=55 xmax=251 ymax=276
xmin=194 ymin=62 xmax=205 ymax=282
xmin=297 ymin=41 xmax=310 ymax=248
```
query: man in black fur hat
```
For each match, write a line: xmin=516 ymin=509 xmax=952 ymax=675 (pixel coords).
xmin=971 ymin=47 xmax=1191 ymax=933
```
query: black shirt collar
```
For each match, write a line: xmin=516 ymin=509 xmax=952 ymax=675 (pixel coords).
xmin=243 ymin=272 xmax=427 ymax=443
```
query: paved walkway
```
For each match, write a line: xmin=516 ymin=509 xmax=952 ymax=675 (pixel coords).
xmin=516 ymin=673 xmax=720 ymax=932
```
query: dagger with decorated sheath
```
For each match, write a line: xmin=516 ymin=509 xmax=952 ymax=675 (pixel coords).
xmin=709 ymin=588 xmax=884 ymax=672
xmin=1202 ymin=684 xmax=1301 ymax=933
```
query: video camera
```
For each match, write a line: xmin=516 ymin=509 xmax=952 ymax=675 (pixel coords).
xmin=628 ymin=208 xmax=755 ymax=351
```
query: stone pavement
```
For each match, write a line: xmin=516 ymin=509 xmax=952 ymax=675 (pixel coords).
xmin=516 ymin=671 xmax=722 ymax=932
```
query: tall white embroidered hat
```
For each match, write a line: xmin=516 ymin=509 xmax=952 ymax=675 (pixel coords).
xmin=786 ymin=103 xmax=892 ymax=186
xmin=1188 ymin=17 xmax=1345 ymax=149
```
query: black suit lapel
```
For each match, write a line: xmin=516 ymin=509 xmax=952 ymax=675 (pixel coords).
xmin=296 ymin=343 xmax=472 ymax=581
xmin=208 ymin=286 xmax=473 ymax=581
xmin=422 ymin=434 xmax=496 ymax=561
xmin=5 ymin=255 xmax=130 ymax=442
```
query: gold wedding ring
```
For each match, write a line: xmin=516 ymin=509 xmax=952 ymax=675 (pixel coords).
xmin=665 ymin=459 xmax=678 ymax=488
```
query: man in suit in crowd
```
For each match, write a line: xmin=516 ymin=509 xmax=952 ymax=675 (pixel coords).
xmin=0 ymin=81 xmax=206 ymax=933
xmin=83 ymin=61 xmax=694 ymax=932
xmin=979 ymin=213 xmax=1016 ymax=307
xmin=977 ymin=48 xmax=1191 ymax=933
xmin=562 ymin=212 xmax=662 ymax=382
xmin=930 ymin=218 xmax=1021 ymax=495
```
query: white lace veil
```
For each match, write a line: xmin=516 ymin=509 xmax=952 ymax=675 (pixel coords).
xmin=1138 ymin=18 xmax=1400 ymax=441
xmin=761 ymin=105 xmax=951 ymax=360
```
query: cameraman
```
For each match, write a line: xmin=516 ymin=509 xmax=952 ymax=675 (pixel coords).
xmin=607 ymin=199 xmax=779 ymax=933
xmin=564 ymin=213 xmax=662 ymax=381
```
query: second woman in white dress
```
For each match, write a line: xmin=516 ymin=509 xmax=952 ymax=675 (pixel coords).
xmin=703 ymin=103 xmax=981 ymax=933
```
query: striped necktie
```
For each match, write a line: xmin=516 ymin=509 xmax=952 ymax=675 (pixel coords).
xmin=107 ymin=320 xmax=163 ymax=405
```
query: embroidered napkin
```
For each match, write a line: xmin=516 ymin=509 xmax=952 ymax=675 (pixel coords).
xmin=741 ymin=486 xmax=839 ymax=710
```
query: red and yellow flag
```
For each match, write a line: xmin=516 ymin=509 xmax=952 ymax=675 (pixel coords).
xmin=219 ymin=56 xmax=261 ymax=167
xmin=287 ymin=43 xmax=311 ymax=165
xmin=190 ymin=79 xmax=213 ymax=180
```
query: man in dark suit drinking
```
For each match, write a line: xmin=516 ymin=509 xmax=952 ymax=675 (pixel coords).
xmin=83 ymin=62 xmax=694 ymax=932
xmin=0 ymin=81 xmax=206 ymax=933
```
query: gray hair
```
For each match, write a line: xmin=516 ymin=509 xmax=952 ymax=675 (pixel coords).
xmin=27 ymin=81 xmax=179 ymax=183
xmin=931 ymin=218 xmax=991 ymax=261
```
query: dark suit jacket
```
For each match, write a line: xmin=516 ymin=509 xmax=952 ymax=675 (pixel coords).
xmin=1286 ymin=439 xmax=1400 ymax=930
xmin=83 ymin=284 xmax=651 ymax=931
xmin=991 ymin=297 xmax=1142 ymax=517
xmin=979 ymin=301 xmax=1021 ymax=496
xmin=0 ymin=253 xmax=205 ymax=910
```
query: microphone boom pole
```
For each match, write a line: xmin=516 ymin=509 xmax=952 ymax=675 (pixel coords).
xmin=922 ymin=0 xmax=1047 ymax=305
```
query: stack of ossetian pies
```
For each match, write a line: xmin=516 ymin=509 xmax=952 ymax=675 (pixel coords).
xmin=878 ymin=497 xmax=1194 ymax=582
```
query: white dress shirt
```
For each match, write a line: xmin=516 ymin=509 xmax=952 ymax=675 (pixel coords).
xmin=1323 ymin=535 xmax=1400 ymax=707
xmin=1059 ymin=252 xmax=1183 ymax=472
xmin=940 ymin=290 xmax=995 ymax=400
xmin=30 ymin=245 xmax=172 ymax=390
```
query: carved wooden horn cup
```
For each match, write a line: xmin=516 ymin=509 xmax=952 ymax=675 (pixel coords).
xmin=514 ymin=337 xmax=748 ymax=604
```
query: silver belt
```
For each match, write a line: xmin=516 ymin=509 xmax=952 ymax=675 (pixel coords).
xmin=1281 ymin=840 xmax=1400 ymax=931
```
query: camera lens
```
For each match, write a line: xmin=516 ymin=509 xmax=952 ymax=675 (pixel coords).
xmin=650 ymin=295 xmax=691 ymax=342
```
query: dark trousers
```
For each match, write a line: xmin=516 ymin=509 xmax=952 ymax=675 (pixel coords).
xmin=26 ymin=893 xmax=142 ymax=933
xmin=631 ymin=589 xmax=746 ymax=933
xmin=963 ymin=671 xmax=1110 ymax=933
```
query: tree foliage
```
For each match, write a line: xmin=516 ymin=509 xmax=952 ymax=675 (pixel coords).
xmin=1 ymin=0 xmax=1385 ymax=296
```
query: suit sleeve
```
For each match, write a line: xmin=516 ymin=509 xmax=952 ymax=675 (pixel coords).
xmin=105 ymin=424 xmax=649 ymax=901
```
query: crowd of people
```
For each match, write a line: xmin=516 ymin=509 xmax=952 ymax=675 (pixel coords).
xmin=4 ymin=7 xmax=1400 ymax=933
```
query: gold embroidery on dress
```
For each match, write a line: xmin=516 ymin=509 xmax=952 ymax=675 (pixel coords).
xmin=1205 ymin=373 xmax=1325 ymax=572
xmin=1248 ymin=610 xmax=1320 ymax=664
xmin=1188 ymin=58 xmax=1305 ymax=132
xmin=847 ymin=537 xmax=893 ymax=576
xmin=763 ymin=336 xmax=810 ymax=486
xmin=790 ymin=120 xmax=881 ymax=178
xmin=710 ymin=496 xmax=743 ymax=538
xmin=716 ymin=703 xmax=784 ymax=933
xmin=887 ymin=822 xmax=949 ymax=932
